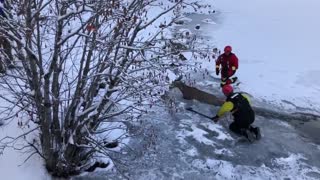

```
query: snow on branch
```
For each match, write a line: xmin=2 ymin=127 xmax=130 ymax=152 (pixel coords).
xmin=0 ymin=0 xmax=213 ymax=177
xmin=138 ymin=0 xmax=182 ymax=31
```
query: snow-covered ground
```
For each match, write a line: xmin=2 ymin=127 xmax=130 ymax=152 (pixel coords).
xmin=0 ymin=120 xmax=49 ymax=180
xmin=200 ymin=0 xmax=320 ymax=109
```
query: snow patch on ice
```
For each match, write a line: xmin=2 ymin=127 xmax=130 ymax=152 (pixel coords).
xmin=96 ymin=122 xmax=129 ymax=151
xmin=214 ymin=148 xmax=234 ymax=156
xmin=203 ymin=122 xmax=233 ymax=140
xmin=177 ymin=16 xmax=193 ymax=23
xmin=185 ymin=148 xmax=199 ymax=157
xmin=274 ymin=120 xmax=292 ymax=129
xmin=180 ymin=51 xmax=193 ymax=61
xmin=191 ymin=153 xmax=320 ymax=179
xmin=192 ymin=158 xmax=234 ymax=179
xmin=177 ymin=118 xmax=216 ymax=147
xmin=185 ymin=124 xmax=215 ymax=146
xmin=201 ymin=18 xmax=216 ymax=24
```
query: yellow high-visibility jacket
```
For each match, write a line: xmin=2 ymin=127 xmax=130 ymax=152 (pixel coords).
xmin=217 ymin=93 xmax=251 ymax=117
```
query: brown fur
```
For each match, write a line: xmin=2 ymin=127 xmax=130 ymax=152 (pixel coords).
xmin=171 ymin=77 xmax=224 ymax=106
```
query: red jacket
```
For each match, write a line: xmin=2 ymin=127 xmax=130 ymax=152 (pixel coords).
xmin=216 ymin=53 xmax=239 ymax=78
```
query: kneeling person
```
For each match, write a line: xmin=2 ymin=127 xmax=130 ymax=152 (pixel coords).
xmin=212 ymin=85 xmax=261 ymax=141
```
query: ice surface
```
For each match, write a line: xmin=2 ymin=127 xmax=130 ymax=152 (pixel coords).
xmin=205 ymin=0 xmax=320 ymax=109
xmin=75 ymin=99 xmax=320 ymax=180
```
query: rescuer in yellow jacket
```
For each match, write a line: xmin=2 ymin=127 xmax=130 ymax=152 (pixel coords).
xmin=211 ymin=85 xmax=261 ymax=141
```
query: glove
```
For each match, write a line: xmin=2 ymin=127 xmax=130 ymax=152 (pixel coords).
xmin=211 ymin=115 xmax=219 ymax=123
xmin=216 ymin=68 xmax=219 ymax=76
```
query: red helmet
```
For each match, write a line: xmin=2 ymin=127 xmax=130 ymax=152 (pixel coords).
xmin=224 ymin=46 xmax=232 ymax=53
xmin=222 ymin=84 xmax=233 ymax=96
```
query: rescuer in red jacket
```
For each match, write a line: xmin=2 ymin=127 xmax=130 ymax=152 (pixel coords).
xmin=215 ymin=46 xmax=239 ymax=87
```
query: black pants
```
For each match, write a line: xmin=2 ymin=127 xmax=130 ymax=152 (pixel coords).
xmin=229 ymin=112 xmax=255 ymax=135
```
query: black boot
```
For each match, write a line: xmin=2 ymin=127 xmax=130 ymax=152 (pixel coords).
xmin=241 ymin=128 xmax=255 ymax=142
xmin=231 ymin=77 xmax=238 ymax=83
xmin=250 ymin=126 xmax=261 ymax=140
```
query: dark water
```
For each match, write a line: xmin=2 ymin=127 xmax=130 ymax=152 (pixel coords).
xmin=293 ymin=120 xmax=320 ymax=144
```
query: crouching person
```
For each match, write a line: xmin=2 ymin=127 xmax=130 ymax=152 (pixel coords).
xmin=211 ymin=85 xmax=261 ymax=142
